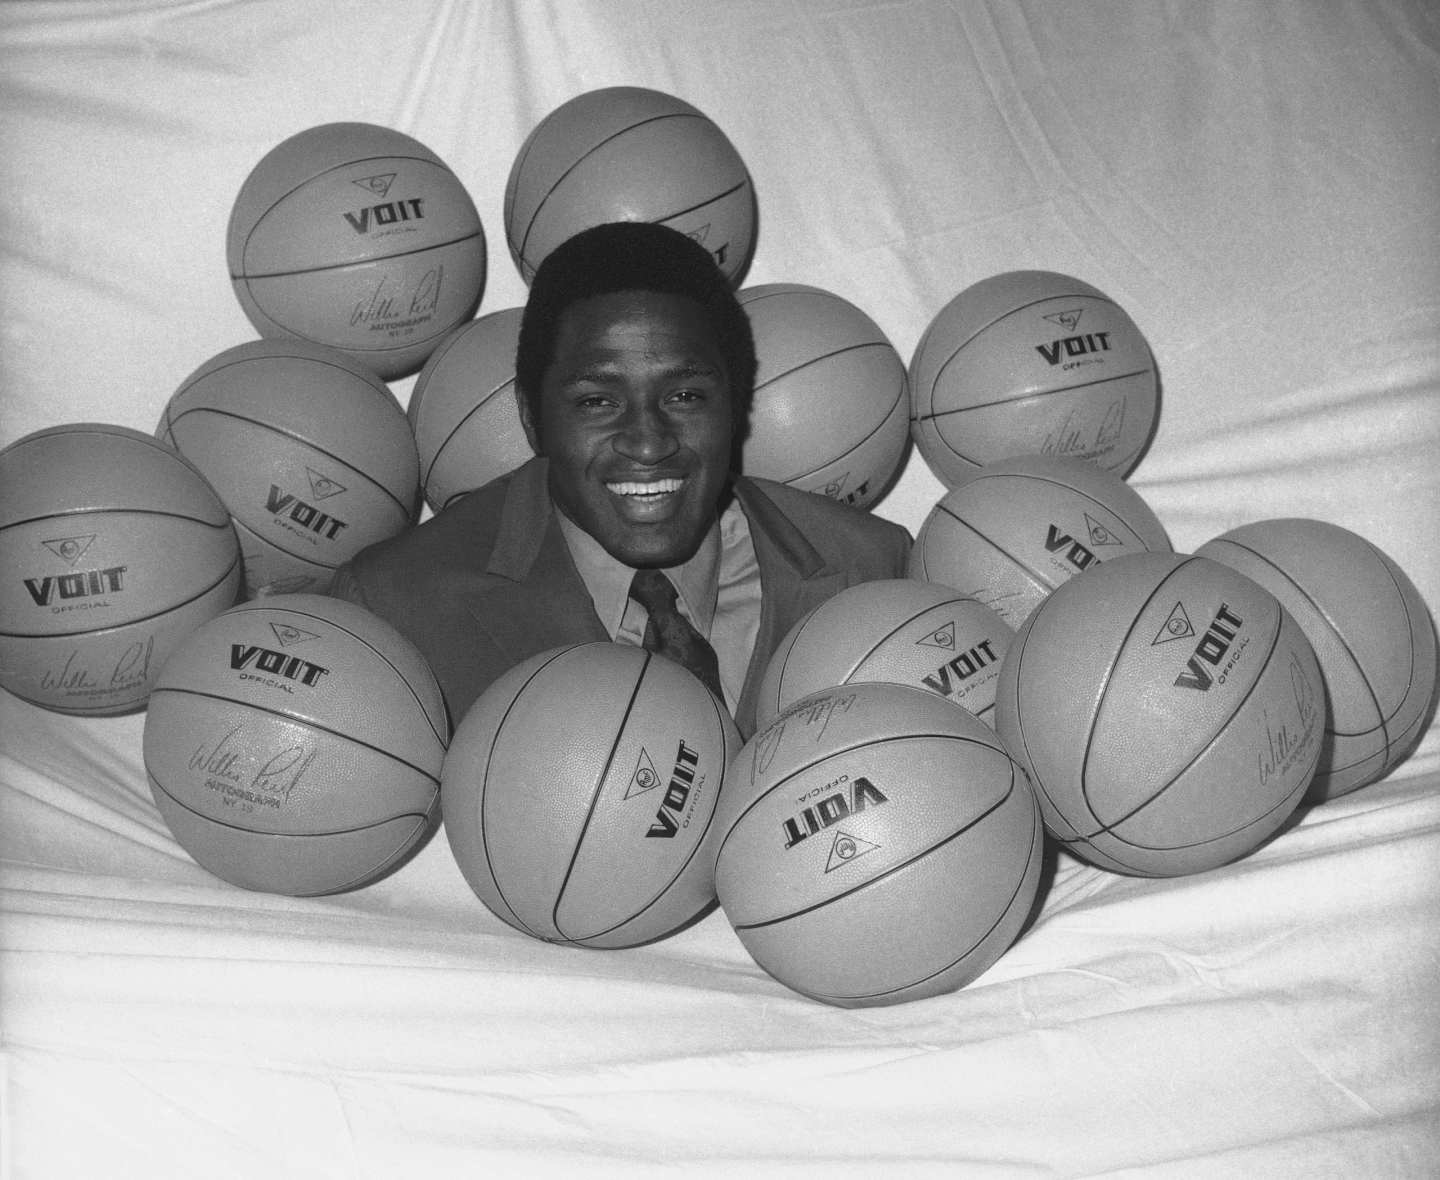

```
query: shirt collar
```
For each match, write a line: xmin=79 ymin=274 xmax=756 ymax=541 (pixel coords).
xmin=556 ymin=508 xmax=723 ymax=635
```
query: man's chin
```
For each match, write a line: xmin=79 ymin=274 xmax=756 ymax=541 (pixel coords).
xmin=599 ymin=518 xmax=709 ymax=569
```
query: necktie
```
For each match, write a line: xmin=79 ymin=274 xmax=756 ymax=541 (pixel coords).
xmin=628 ymin=568 xmax=725 ymax=703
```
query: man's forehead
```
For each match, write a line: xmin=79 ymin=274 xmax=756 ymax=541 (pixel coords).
xmin=550 ymin=290 xmax=726 ymax=368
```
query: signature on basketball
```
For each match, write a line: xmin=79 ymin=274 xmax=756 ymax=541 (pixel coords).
xmin=250 ymin=743 xmax=319 ymax=805
xmin=38 ymin=636 xmax=153 ymax=695
xmin=1257 ymin=653 xmax=1321 ymax=788
xmin=350 ymin=266 xmax=443 ymax=329
xmin=1041 ymin=399 xmax=1125 ymax=461
xmin=190 ymin=724 xmax=245 ymax=785
xmin=965 ymin=586 xmax=1028 ymax=623
xmin=750 ymin=691 xmax=858 ymax=782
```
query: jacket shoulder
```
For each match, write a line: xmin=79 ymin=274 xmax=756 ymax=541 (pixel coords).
xmin=334 ymin=467 xmax=520 ymax=607
xmin=740 ymin=476 xmax=912 ymax=570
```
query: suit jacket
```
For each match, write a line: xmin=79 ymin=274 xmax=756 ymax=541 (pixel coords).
xmin=332 ymin=457 xmax=912 ymax=737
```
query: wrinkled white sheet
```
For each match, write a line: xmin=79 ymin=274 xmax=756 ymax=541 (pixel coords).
xmin=2 ymin=1 xmax=1438 ymax=1175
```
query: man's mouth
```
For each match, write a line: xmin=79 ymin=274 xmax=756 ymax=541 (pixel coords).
xmin=606 ymin=477 xmax=685 ymax=500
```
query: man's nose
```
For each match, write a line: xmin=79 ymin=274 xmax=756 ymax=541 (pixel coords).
xmin=613 ymin=400 xmax=678 ymax=462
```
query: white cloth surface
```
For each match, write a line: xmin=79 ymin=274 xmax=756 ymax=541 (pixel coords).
xmin=2 ymin=2 xmax=1438 ymax=1176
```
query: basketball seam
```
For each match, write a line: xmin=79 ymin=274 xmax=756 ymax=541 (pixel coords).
xmin=424 ymin=377 xmax=518 ymax=492
xmin=517 ymin=113 xmax=703 ymax=265
xmin=241 ymin=601 xmax=449 ymax=748
xmin=654 ymin=179 xmax=750 ymax=226
xmin=769 ymin=607 xmax=820 ymax=721
xmin=918 ymin=366 xmax=1154 ymax=421
xmin=569 ymin=679 xmax=735 ymax=945
xmin=1085 ymin=583 xmax=1309 ymax=847
xmin=2 ymin=682 xmax=135 ymax=716
xmin=931 ymin=502 xmax=1051 ymax=603
xmin=406 ymin=323 xmax=468 ymax=424
xmin=766 ymin=370 xmax=908 ymax=487
xmin=145 ymin=686 xmax=443 ymax=785
xmin=0 ymin=426 xmax=181 ymax=463
xmin=552 ymin=652 xmax=650 ymax=943
xmin=843 ymin=604 xmax=958 ymax=689
xmin=146 ymin=769 xmax=433 ymax=838
xmin=234 ymin=517 xmax=339 ymax=575
xmin=166 ymin=405 xmax=415 ymax=523
xmin=1 ymin=506 xmax=234 ymax=536
xmin=1205 ymin=538 xmax=1388 ymax=738
xmin=837 ymin=597 xmax=982 ymax=697
xmin=754 ymin=341 xmax=891 ymax=392
xmin=949 ymin=470 xmax=1160 ymax=548
xmin=233 ymin=228 xmax=484 ymax=281
xmin=1007 ymin=604 xmax=1061 ymax=835
xmin=516 ymin=112 xmax=732 ymax=268
xmin=927 ymin=294 xmax=1126 ymax=401
xmin=172 ymin=350 xmax=393 ymax=402
xmin=714 ymin=730 xmax=1010 ymax=883
xmin=0 ymin=551 xmax=241 ymax=640
xmin=235 ymin=151 xmax=462 ymax=271
xmin=729 ymin=750 xmax=1022 ymax=932
xmin=808 ymin=792 xmax=1041 ymax=1003
xmin=479 ymin=645 xmax=578 ymax=940
xmin=1074 ymin=556 xmax=1197 ymax=836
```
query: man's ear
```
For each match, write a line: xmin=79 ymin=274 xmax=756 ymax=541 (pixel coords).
xmin=516 ymin=386 xmax=542 ymax=453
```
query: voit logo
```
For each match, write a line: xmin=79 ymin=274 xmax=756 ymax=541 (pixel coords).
xmin=229 ymin=621 xmax=329 ymax=689
xmin=685 ymin=223 xmax=729 ymax=270
xmin=824 ymin=829 xmax=882 ymax=873
xmin=343 ymin=173 xmax=427 ymax=234
xmin=1043 ymin=513 xmax=1124 ymax=572
xmin=782 ymin=775 xmax=888 ymax=852
xmin=265 ymin=468 xmax=350 ymax=542
xmin=24 ymin=533 xmax=127 ymax=609
xmin=631 ymin=739 xmax=703 ymax=838
xmin=918 ymin=621 xmax=1000 ymax=698
xmin=1168 ymin=602 xmax=1245 ymax=692
xmin=1035 ymin=308 xmax=1113 ymax=366
xmin=822 ymin=471 xmax=871 ymax=506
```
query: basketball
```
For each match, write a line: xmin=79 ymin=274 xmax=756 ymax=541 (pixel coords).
xmin=910 ymin=269 xmax=1159 ymax=486
xmin=0 ymin=423 xmax=241 ymax=716
xmin=504 ymin=86 xmax=756 ymax=285
xmin=712 ymin=681 xmax=1042 ymax=1007
xmin=737 ymin=283 xmax=910 ymax=509
xmin=142 ymin=594 xmax=448 ymax=896
xmin=909 ymin=452 xmax=1171 ymax=628
xmin=1197 ymin=518 xmax=1438 ymax=800
xmin=407 ymin=306 xmax=532 ymax=512
xmin=227 ymin=121 xmax=487 ymax=380
xmin=995 ymin=552 xmax=1324 ymax=876
xmin=754 ymin=579 xmax=1013 ymax=732
xmin=441 ymin=642 xmax=741 ymax=948
xmin=158 ymin=338 xmax=420 ymax=598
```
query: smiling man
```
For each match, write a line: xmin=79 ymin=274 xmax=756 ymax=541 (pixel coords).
xmin=332 ymin=222 xmax=911 ymax=736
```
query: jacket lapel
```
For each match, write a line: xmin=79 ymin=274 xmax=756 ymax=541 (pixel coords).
xmin=732 ymin=478 xmax=845 ymax=732
xmin=460 ymin=466 xmax=845 ymax=736
xmin=466 ymin=458 xmax=609 ymax=665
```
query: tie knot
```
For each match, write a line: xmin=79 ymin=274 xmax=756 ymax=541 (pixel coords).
xmin=626 ymin=567 xmax=724 ymax=703
xmin=629 ymin=568 xmax=680 ymax=614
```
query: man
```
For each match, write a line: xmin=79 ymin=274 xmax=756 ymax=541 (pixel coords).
xmin=333 ymin=221 xmax=911 ymax=737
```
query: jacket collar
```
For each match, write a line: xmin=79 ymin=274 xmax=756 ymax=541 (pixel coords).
xmin=486 ymin=458 xmax=835 ymax=585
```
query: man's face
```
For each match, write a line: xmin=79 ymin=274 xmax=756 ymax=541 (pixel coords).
xmin=521 ymin=289 xmax=735 ymax=569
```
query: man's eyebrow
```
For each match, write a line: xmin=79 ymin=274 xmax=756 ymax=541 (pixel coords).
xmin=557 ymin=367 xmax=625 ymax=387
xmin=663 ymin=362 xmax=723 ymax=380
xmin=557 ymin=360 xmax=724 ymax=386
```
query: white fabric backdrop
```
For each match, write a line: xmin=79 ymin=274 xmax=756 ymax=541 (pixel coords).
xmin=2 ymin=2 xmax=1438 ymax=1176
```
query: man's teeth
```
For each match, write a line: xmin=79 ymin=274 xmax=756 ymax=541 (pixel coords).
xmin=608 ymin=478 xmax=683 ymax=496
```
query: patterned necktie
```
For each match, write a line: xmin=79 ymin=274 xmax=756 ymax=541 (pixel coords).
xmin=628 ymin=568 xmax=725 ymax=703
